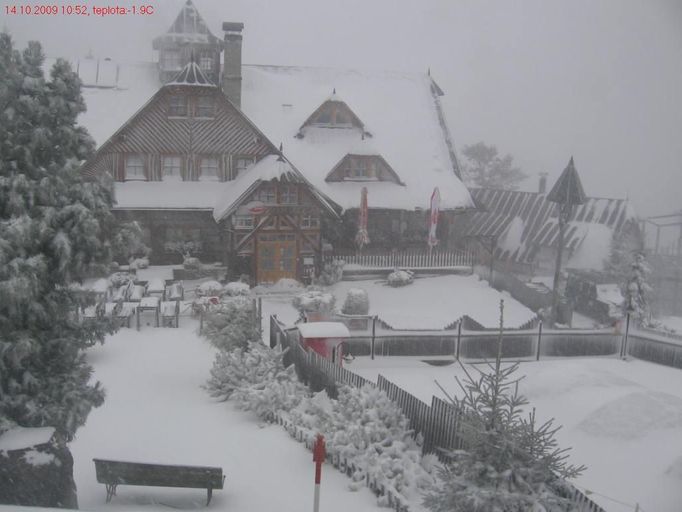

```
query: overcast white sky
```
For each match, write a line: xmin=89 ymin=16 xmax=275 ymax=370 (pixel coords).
xmin=4 ymin=0 xmax=682 ymax=217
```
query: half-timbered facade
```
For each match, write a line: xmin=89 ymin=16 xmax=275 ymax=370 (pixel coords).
xmin=79 ymin=2 xmax=478 ymax=282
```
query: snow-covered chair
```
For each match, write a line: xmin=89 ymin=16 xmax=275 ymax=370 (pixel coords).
xmin=103 ymin=302 xmax=121 ymax=318
xmin=161 ymin=301 xmax=180 ymax=328
xmin=166 ymin=281 xmax=184 ymax=301
xmin=80 ymin=304 xmax=102 ymax=322
xmin=129 ymin=284 xmax=146 ymax=302
xmin=112 ymin=281 xmax=133 ymax=303
xmin=137 ymin=296 xmax=160 ymax=329
xmin=147 ymin=278 xmax=166 ymax=300
xmin=116 ymin=302 xmax=138 ymax=328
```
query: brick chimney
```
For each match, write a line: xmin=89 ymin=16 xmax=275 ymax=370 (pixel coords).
xmin=538 ymin=172 xmax=548 ymax=194
xmin=222 ymin=22 xmax=244 ymax=108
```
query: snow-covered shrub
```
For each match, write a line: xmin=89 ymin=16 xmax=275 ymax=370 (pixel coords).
xmin=292 ymin=288 xmax=336 ymax=317
xmin=201 ymin=298 xmax=260 ymax=351
xmin=316 ymin=259 xmax=344 ymax=286
xmin=195 ymin=280 xmax=224 ymax=297
xmin=129 ymin=257 xmax=149 ymax=270
xmin=109 ymin=272 xmax=134 ymax=288
xmin=206 ymin=343 xmax=308 ymax=420
xmin=183 ymin=256 xmax=202 ymax=270
xmin=387 ymin=269 xmax=414 ymax=287
xmin=224 ymin=281 xmax=250 ymax=297
xmin=288 ymin=385 xmax=435 ymax=504
xmin=341 ymin=288 xmax=370 ymax=315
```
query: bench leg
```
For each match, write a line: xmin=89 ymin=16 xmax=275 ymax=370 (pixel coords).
xmin=105 ymin=483 xmax=117 ymax=503
xmin=206 ymin=486 xmax=213 ymax=506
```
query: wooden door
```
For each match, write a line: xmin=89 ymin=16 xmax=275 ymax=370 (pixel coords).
xmin=257 ymin=234 xmax=297 ymax=283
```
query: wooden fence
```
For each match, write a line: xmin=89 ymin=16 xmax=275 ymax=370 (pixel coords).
xmin=326 ymin=249 xmax=473 ymax=269
xmin=271 ymin=315 xmax=608 ymax=512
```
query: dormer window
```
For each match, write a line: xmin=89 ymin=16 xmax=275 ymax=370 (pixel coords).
xmin=325 ymin=154 xmax=403 ymax=184
xmin=125 ymin=155 xmax=145 ymax=181
xmin=299 ymin=95 xmax=368 ymax=136
xmin=168 ymin=95 xmax=187 ymax=117
xmin=196 ymin=96 xmax=214 ymax=118
xmin=199 ymin=51 xmax=213 ymax=72
xmin=162 ymin=50 xmax=182 ymax=71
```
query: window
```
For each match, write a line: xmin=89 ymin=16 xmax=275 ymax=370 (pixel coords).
xmin=196 ymin=96 xmax=214 ymax=118
xmin=233 ymin=215 xmax=254 ymax=229
xmin=199 ymin=51 xmax=213 ymax=72
xmin=168 ymin=95 xmax=187 ymax=117
xmin=162 ymin=156 xmax=182 ymax=181
xmin=199 ymin=157 xmax=219 ymax=181
xmin=235 ymin=157 xmax=255 ymax=177
xmin=257 ymin=186 xmax=276 ymax=204
xmin=301 ymin=214 xmax=320 ymax=229
xmin=280 ymin=185 xmax=298 ymax=205
xmin=125 ymin=155 xmax=145 ymax=180
xmin=163 ymin=50 xmax=182 ymax=71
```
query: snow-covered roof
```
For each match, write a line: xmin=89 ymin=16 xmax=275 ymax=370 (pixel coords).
xmin=212 ymin=154 xmax=338 ymax=221
xmin=75 ymin=62 xmax=474 ymax=212
xmin=241 ymin=65 xmax=474 ymax=211
xmin=297 ymin=322 xmax=350 ymax=339
xmin=152 ymin=0 xmax=221 ymax=48
xmin=114 ymin=181 xmax=223 ymax=210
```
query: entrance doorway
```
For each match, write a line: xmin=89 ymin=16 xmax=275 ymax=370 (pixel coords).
xmin=257 ymin=233 xmax=297 ymax=283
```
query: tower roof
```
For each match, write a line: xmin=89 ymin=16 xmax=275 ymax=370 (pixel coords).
xmin=166 ymin=60 xmax=214 ymax=87
xmin=547 ymin=156 xmax=587 ymax=205
xmin=152 ymin=0 xmax=221 ymax=48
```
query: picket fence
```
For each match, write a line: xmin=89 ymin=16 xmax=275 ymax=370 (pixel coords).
xmin=326 ymin=249 xmax=473 ymax=269
xmin=271 ymin=317 xmax=605 ymax=512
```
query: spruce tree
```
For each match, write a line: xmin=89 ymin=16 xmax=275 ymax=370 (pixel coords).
xmin=424 ymin=301 xmax=584 ymax=511
xmin=623 ymin=252 xmax=652 ymax=326
xmin=0 ymin=35 xmax=118 ymax=438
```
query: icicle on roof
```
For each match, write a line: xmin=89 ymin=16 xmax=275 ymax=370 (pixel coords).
xmin=166 ymin=60 xmax=214 ymax=87
xmin=547 ymin=156 xmax=587 ymax=205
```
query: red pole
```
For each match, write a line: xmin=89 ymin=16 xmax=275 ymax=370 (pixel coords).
xmin=312 ymin=434 xmax=326 ymax=512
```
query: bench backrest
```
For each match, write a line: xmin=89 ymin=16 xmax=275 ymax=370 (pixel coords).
xmin=94 ymin=459 xmax=224 ymax=490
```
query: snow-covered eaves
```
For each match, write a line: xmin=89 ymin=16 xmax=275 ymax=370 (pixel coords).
xmin=113 ymin=181 xmax=224 ymax=210
xmin=212 ymin=154 xmax=339 ymax=222
xmin=297 ymin=322 xmax=350 ymax=339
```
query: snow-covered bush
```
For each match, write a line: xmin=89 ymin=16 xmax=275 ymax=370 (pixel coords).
xmin=224 ymin=281 xmax=250 ymax=297
xmin=129 ymin=257 xmax=149 ymax=270
xmin=316 ymin=259 xmax=344 ymax=286
xmin=288 ymin=385 xmax=436 ymax=504
xmin=341 ymin=288 xmax=370 ymax=315
xmin=201 ymin=298 xmax=260 ymax=351
xmin=109 ymin=272 xmax=134 ymax=288
xmin=206 ymin=343 xmax=308 ymax=420
xmin=623 ymin=252 xmax=653 ymax=327
xmin=195 ymin=280 xmax=224 ymax=297
xmin=387 ymin=269 xmax=414 ymax=287
xmin=183 ymin=256 xmax=202 ymax=270
xmin=292 ymin=288 xmax=336 ymax=317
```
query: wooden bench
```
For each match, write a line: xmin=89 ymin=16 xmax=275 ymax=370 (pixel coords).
xmin=93 ymin=459 xmax=225 ymax=505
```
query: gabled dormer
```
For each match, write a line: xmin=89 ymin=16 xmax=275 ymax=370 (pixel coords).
xmin=297 ymin=91 xmax=371 ymax=137
xmin=325 ymin=153 xmax=403 ymax=184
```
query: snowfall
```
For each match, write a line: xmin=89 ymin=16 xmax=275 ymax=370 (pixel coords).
xmin=2 ymin=270 xmax=681 ymax=512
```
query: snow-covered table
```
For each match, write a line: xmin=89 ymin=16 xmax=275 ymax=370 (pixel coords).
xmin=137 ymin=297 xmax=160 ymax=329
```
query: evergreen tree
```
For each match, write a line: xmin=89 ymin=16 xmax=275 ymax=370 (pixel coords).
xmin=461 ymin=142 xmax=527 ymax=190
xmin=623 ymin=252 xmax=652 ymax=326
xmin=424 ymin=301 xmax=584 ymax=512
xmin=0 ymin=35 xmax=119 ymax=438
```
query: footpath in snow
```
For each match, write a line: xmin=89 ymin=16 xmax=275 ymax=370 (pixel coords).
xmin=70 ymin=320 xmax=383 ymax=512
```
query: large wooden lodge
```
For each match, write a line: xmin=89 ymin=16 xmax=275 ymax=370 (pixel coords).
xmin=80 ymin=0 xmax=476 ymax=283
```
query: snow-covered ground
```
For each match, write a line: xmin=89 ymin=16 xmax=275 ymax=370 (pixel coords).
xmin=69 ymin=320 xmax=383 ymax=512
xmin=349 ymin=356 xmax=682 ymax=512
xmin=659 ymin=316 xmax=682 ymax=334
xmin=328 ymin=275 xmax=536 ymax=329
